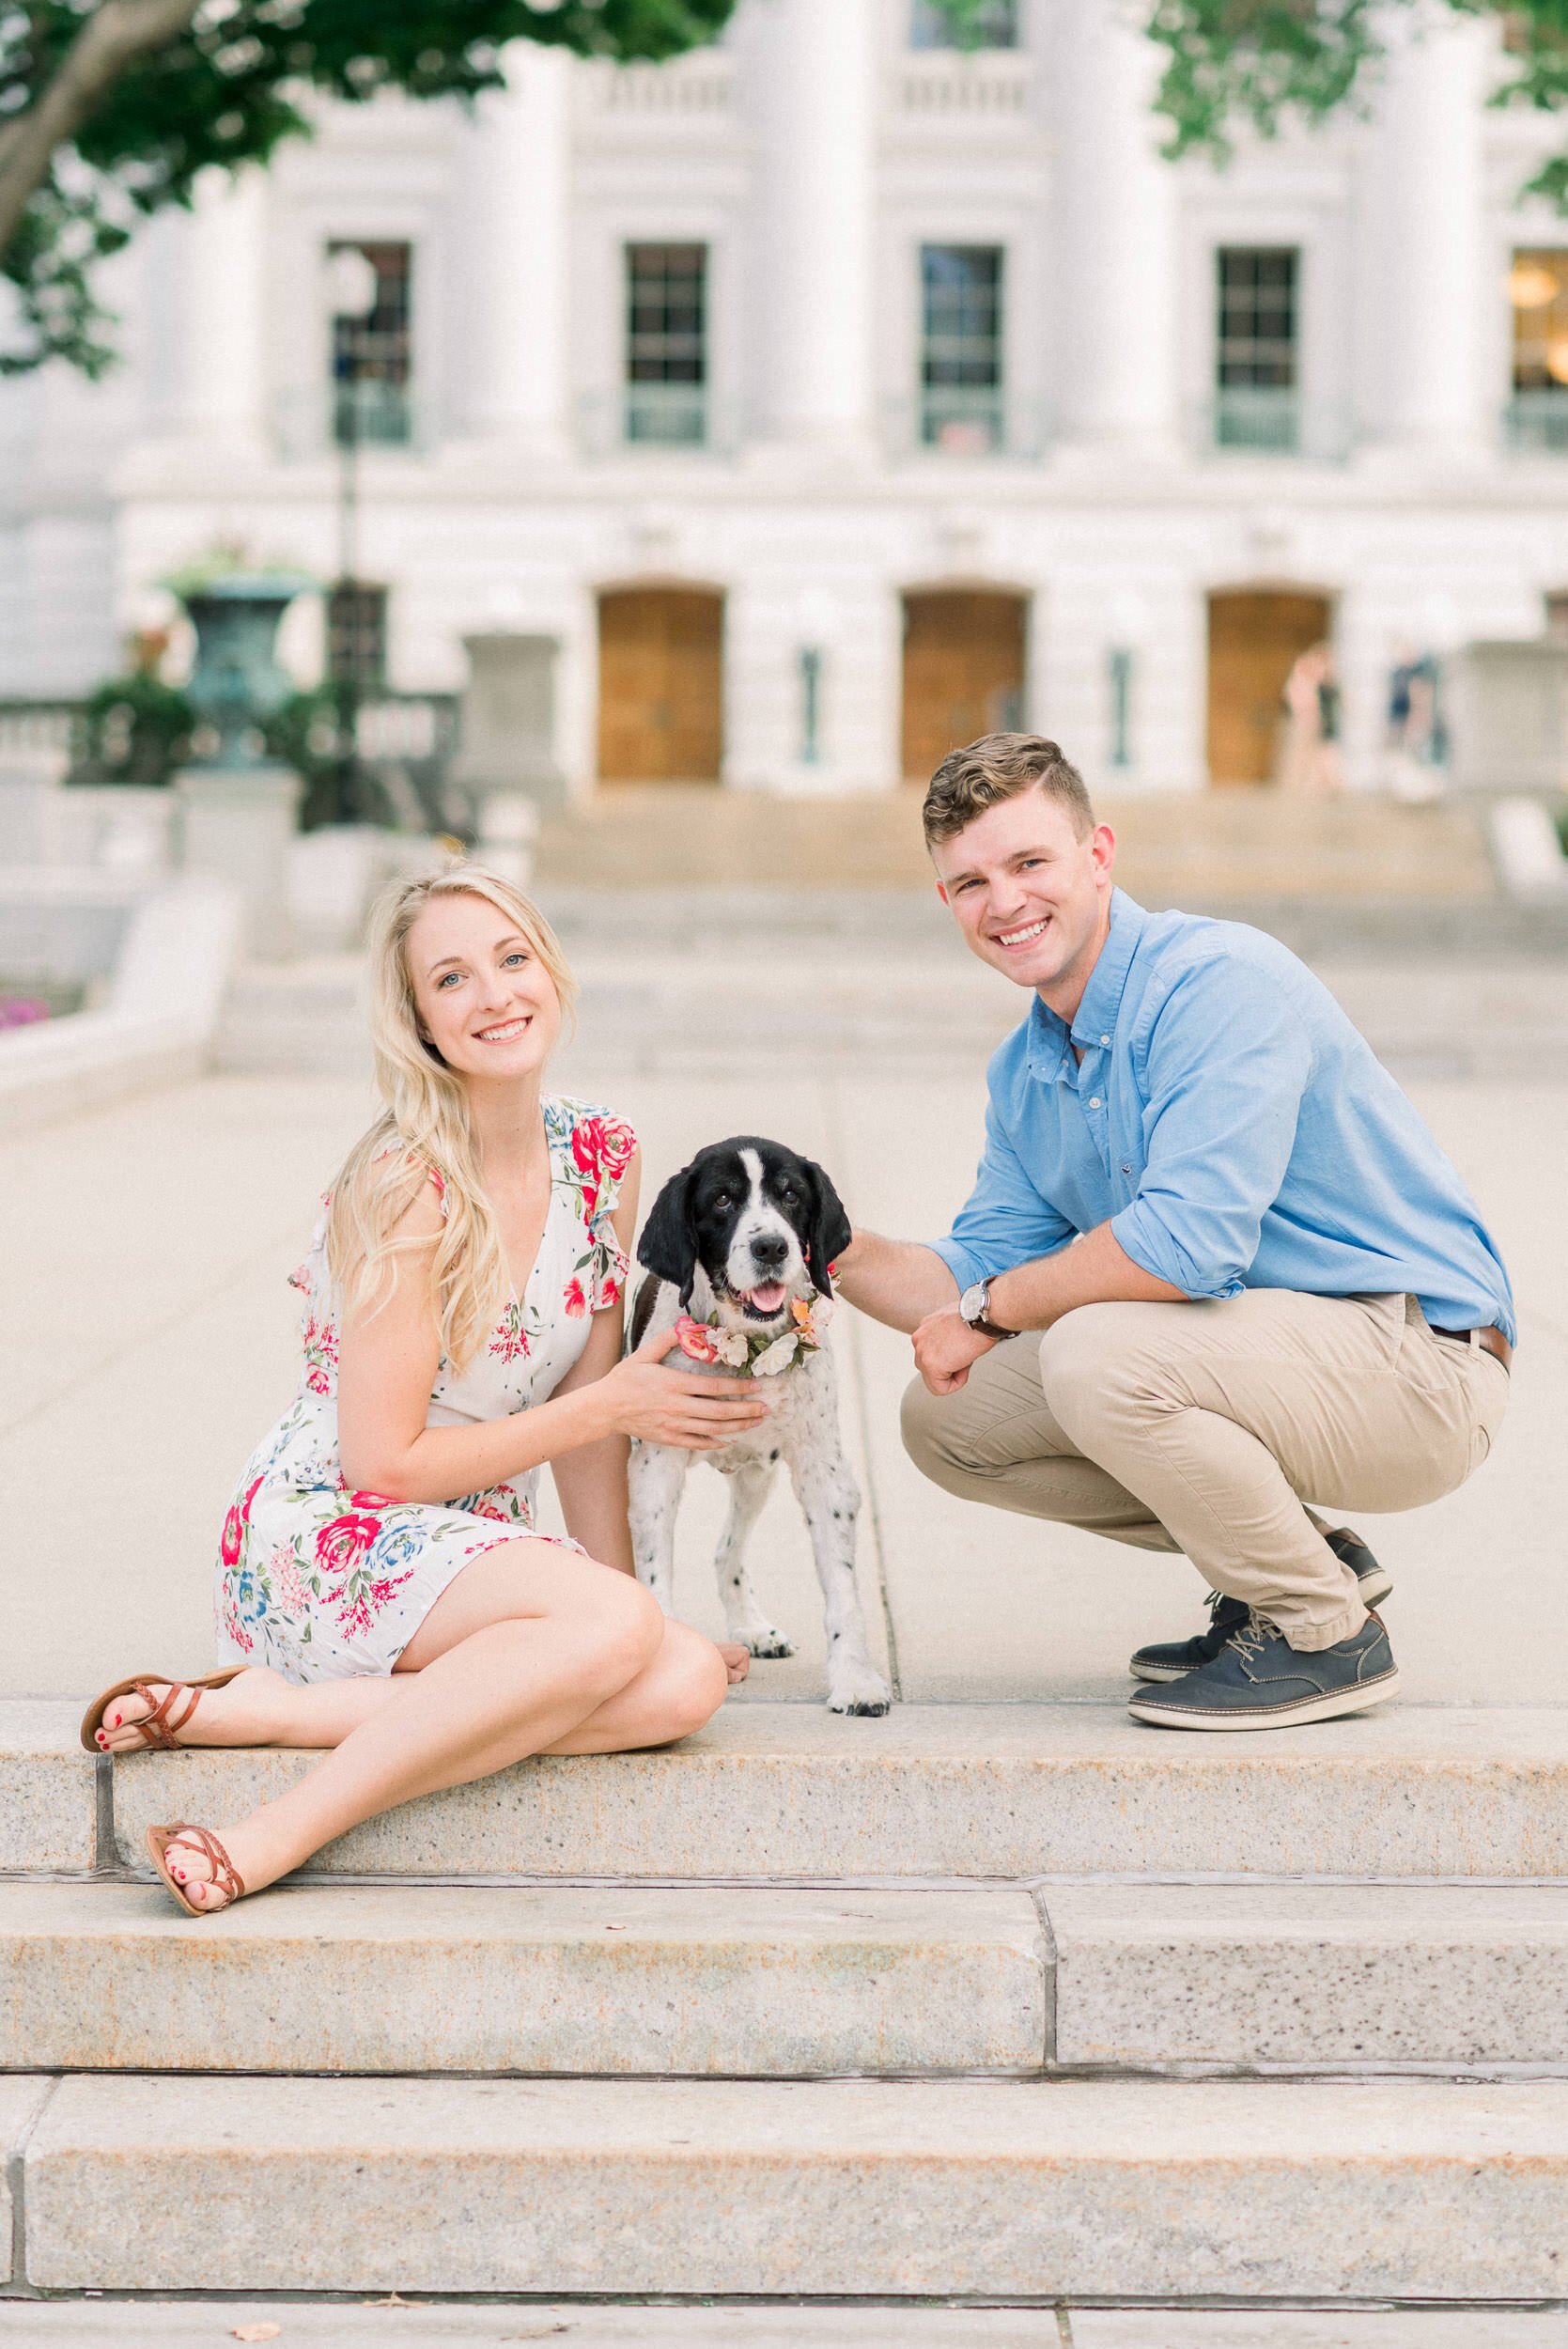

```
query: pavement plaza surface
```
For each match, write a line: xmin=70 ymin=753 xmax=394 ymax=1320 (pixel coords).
xmin=4 ymin=969 xmax=1566 ymax=1709
xmin=5 ymin=2306 xmax=1568 ymax=2347
xmin=3 ymin=2309 xmax=1568 ymax=2345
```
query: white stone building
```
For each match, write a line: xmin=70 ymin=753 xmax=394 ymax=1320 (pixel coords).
xmin=3 ymin=0 xmax=1568 ymax=801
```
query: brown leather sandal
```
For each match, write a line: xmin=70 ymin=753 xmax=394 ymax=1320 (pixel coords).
xmin=146 ymin=1823 xmax=246 ymax=1919
xmin=79 ymin=1667 xmax=247 ymax=1755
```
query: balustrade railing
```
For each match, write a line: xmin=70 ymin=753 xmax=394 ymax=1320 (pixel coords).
xmin=272 ymin=382 xmax=431 ymax=462
xmin=884 ymin=391 xmax=1050 ymax=460
xmin=1503 ymin=391 xmax=1568 ymax=453
xmin=1199 ymin=391 xmax=1354 ymax=462
xmin=892 ymin=55 xmax=1033 ymax=118
xmin=577 ymin=387 xmax=743 ymax=458
xmin=586 ymin=53 xmax=735 ymax=118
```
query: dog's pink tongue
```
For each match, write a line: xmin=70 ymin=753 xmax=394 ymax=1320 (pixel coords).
xmin=748 ymin=1281 xmax=787 ymax=1313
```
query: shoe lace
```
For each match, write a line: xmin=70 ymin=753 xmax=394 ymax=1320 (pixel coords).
xmin=1223 ymin=1608 xmax=1281 ymax=1669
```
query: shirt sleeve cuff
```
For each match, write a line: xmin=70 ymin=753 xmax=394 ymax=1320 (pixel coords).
xmin=1110 ymin=1203 xmax=1244 ymax=1300
xmin=924 ymin=1236 xmax=985 ymax=1295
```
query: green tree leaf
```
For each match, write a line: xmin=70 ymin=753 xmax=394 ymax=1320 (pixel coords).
xmin=0 ymin=0 xmax=737 ymax=374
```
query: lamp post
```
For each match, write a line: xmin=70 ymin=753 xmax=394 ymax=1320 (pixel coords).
xmin=327 ymin=244 xmax=380 ymax=823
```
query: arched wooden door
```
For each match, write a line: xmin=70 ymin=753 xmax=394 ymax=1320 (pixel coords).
xmin=901 ymin=590 xmax=1027 ymax=784
xmin=1206 ymin=590 xmax=1331 ymax=785
xmin=597 ymin=586 xmax=723 ymax=783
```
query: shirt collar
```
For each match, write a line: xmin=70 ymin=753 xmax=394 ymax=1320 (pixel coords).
xmin=1025 ymin=890 xmax=1147 ymax=1073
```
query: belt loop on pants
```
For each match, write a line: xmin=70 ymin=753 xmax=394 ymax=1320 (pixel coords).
xmin=1430 ymin=1320 xmax=1512 ymax=1371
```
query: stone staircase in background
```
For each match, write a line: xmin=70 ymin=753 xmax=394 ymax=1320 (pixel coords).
xmin=3 ymin=1698 xmax=1568 ymax=2308
xmin=216 ymin=917 xmax=1568 ymax=1084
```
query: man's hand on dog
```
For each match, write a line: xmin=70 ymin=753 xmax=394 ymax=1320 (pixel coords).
xmin=608 ymin=1324 xmax=776 ymax=1449
xmin=912 ymin=1306 xmax=999 ymax=1394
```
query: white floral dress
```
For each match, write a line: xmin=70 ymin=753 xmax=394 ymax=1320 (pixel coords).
xmin=213 ymin=1097 xmax=635 ymax=1684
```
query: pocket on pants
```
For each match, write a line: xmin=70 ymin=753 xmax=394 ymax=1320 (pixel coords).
xmin=1467 ymin=1356 xmax=1510 ymax=1472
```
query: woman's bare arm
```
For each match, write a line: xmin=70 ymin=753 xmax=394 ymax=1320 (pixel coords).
xmin=547 ymin=1154 xmax=639 ymax=1571
xmin=336 ymin=1160 xmax=769 ymax=1503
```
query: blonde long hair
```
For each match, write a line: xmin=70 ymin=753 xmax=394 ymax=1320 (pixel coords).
xmin=324 ymin=861 xmax=579 ymax=1374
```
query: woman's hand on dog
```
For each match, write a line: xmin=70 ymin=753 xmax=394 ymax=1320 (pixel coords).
xmin=598 ymin=1325 xmax=775 ymax=1449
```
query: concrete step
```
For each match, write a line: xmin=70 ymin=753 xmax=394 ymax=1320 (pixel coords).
xmin=213 ymin=929 xmax=1568 ymax=1081
xmin=8 ymin=1875 xmax=1568 ymax=2077
xmin=213 ymin=945 xmax=1021 ymax=1077
xmin=92 ymin=1703 xmax=1568 ymax=1881
xmin=0 ymin=1879 xmax=1045 ymax=2077
xmin=0 ymin=2316 xmax=1556 ymax=2349
xmin=11 ymin=2074 xmax=1568 ymax=2297
xmin=1049 ymin=1882 xmax=1568 ymax=2070
xmin=0 ymin=1702 xmax=97 ymax=1872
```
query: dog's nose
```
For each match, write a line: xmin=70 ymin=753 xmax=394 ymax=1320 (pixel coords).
xmin=751 ymin=1233 xmax=789 ymax=1270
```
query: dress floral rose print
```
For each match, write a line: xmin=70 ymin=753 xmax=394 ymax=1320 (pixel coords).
xmin=213 ymin=1097 xmax=635 ymax=1684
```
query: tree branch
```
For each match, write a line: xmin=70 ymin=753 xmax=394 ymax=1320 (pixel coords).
xmin=0 ymin=0 xmax=202 ymax=257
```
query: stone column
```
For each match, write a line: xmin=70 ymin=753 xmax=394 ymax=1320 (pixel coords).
xmin=153 ymin=165 xmax=268 ymax=446
xmin=1050 ymin=0 xmax=1181 ymax=454
xmin=1363 ymin=5 xmax=1491 ymax=450
xmin=747 ymin=0 xmax=877 ymax=452
xmin=451 ymin=41 xmax=571 ymax=449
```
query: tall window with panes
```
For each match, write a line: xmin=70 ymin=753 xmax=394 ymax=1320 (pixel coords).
xmin=909 ymin=0 xmax=1018 ymax=46
xmin=327 ymin=584 xmax=388 ymax=690
xmin=625 ymin=244 xmax=708 ymax=446
xmin=1507 ymin=251 xmax=1568 ymax=450
xmin=921 ymin=245 xmax=1004 ymax=452
xmin=329 ymin=241 xmax=413 ymax=447
xmin=1215 ymin=247 xmax=1298 ymax=452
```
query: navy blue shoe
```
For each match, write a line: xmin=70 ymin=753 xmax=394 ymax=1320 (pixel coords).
xmin=1127 ymin=1530 xmax=1392 ymax=1685
xmin=1126 ymin=1609 xmax=1400 ymax=1731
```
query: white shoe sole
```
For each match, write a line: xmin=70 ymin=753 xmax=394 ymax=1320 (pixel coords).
xmin=1128 ymin=1568 xmax=1394 ymax=1685
xmin=1127 ymin=1667 xmax=1401 ymax=1732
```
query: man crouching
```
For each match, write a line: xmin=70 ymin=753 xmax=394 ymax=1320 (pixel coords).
xmin=831 ymin=733 xmax=1514 ymax=1730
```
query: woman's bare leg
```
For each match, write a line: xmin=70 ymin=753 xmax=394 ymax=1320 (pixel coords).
xmin=96 ymin=1673 xmax=398 ymax=1753
xmin=150 ymin=1543 xmax=725 ymax=1909
xmin=541 ymin=1616 xmax=728 ymax=1755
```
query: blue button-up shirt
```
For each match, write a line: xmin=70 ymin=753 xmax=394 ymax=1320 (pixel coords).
xmin=929 ymin=891 xmax=1515 ymax=1345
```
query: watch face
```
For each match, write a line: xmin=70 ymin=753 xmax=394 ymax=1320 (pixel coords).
xmin=960 ymin=1283 xmax=986 ymax=1325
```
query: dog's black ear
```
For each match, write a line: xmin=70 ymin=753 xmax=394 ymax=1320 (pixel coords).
xmin=637 ymin=1163 xmax=701 ymax=1308
xmin=800 ymin=1158 xmax=852 ymax=1298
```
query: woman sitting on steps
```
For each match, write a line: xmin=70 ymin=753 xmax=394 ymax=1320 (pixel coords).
xmin=82 ymin=862 xmax=765 ymax=1916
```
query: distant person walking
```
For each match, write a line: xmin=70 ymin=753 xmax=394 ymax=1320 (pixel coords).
xmin=834 ymin=735 xmax=1513 ymax=1729
xmin=83 ymin=863 xmax=763 ymax=1914
xmin=1277 ymin=642 xmax=1344 ymax=795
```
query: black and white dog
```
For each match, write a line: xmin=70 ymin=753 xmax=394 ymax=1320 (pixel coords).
xmin=627 ymin=1136 xmax=892 ymax=1717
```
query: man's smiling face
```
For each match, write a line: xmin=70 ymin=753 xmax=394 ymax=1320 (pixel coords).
xmin=930 ymin=785 xmax=1117 ymax=1018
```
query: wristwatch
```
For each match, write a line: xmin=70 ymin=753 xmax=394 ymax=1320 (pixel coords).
xmin=959 ymin=1278 xmax=1014 ymax=1340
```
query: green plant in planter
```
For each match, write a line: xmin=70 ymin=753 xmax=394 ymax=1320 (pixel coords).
xmin=265 ymin=681 xmax=396 ymax=832
xmin=77 ymin=673 xmax=195 ymax=786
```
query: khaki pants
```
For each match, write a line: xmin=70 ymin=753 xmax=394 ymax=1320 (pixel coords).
xmin=900 ymin=1289 xmax=1510 ymax=1650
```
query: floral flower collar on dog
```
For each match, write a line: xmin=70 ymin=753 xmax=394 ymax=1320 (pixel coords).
xmin=675 ymin=1294 xmax=833 ymax=1377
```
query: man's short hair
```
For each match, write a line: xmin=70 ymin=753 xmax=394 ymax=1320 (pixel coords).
xmin=922 ymin=733 xmax=1094 ymax=849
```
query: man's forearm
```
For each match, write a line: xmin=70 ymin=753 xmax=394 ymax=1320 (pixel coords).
xmin=833 ymin=1229 xmax=959 ymax=1333
xmin=988 ymin=1223 xmax=1185 ymax=1331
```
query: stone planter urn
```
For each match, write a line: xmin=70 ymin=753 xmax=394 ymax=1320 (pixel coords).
xmin=172 ymin=573 xmax=313 ymax=957
xmin=180 ymin=574 xmax=313 ymax=769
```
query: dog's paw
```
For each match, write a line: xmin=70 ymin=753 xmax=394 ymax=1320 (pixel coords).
xmin=733 ymin=1624 xmax=796 ymax=1659
xmin=828 ymin=1665 xmax=893 ymax=1717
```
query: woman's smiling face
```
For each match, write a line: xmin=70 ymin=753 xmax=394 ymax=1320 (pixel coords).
xmin=406 ymin=890 xmax=562 ymax=1083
